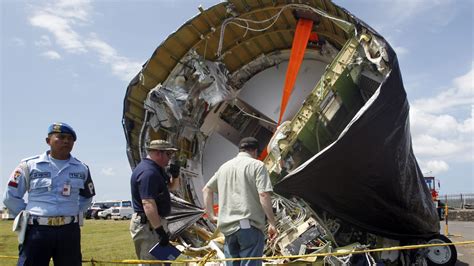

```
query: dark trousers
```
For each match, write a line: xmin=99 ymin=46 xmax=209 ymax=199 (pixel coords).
xmin=17 ymin=223 xmax=82 ymax=266
xmin=224 ymin=227 xmax=265 ymax=266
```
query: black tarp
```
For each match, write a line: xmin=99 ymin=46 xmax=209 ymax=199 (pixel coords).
xmin=167 ymin=194 xmax=205 ymax=238
xmin=274 ymin=54 xmax=440 ymax=240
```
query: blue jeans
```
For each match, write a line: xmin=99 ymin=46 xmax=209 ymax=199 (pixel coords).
xmin=17 ymin=223 xmax=82 ymax=266
xmin=224 ymin=226 xmax=265 ymax=266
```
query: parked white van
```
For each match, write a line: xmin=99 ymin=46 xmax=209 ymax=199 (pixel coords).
xmin=98 ymin=200 xmax=133 ymax=220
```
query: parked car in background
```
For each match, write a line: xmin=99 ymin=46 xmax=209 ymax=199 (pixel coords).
xmin=98 ymin=207 xmax=113 ymax=220
xmin=111 ymin=201 xmax=133 ymax=220
xmin=97 ymin=200 xmax=133 ymax=220
xmin=86 ymin=200 xmax=121 ymax=219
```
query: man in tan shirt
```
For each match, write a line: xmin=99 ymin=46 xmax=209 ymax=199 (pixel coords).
xmin=203 ymin=137 xmax=277 ymax=266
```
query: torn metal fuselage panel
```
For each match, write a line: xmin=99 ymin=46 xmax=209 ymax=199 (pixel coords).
xmin=123 ymin=0 xmax=440 ymax=263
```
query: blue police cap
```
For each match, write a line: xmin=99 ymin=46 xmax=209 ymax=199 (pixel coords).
xmin=47 ymin=122 xmax=77 ymax=141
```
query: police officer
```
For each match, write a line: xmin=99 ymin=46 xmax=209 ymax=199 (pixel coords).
xmin=3 ymin=122 xmax=95 ymax=266
xmin=130 ymin=139 xmax=180 ymax=263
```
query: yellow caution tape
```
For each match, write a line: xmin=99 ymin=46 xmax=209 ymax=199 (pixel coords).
xmin=1 ymin=240 xmax=473 ymax=264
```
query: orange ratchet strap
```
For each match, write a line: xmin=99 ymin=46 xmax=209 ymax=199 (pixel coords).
xmin=258 ymin=19 xmax=314 ymax=161
xmin=277 ymin=18 xmax=314 ymax=125
xmin=258 ymin=18 xmax=317 ymax=161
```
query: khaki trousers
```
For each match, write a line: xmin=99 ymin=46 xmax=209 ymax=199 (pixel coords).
xmin=129 ymin=213 xmax=168 ymax=266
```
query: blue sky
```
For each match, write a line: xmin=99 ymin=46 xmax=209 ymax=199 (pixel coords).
xmin=1 ymin=0 xmax=472 ymax=203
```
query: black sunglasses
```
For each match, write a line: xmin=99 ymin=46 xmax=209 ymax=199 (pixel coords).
xmin=162 ymin=151 xmax=175 ymax=157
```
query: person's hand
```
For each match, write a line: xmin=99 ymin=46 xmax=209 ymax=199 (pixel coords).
xmin=155 ymin=226 xmax=169 ymax=246
xmin=267 ymin=224 xmax=278 ymax=241
xmin=169 ymin=163 xmax=180 ymax=178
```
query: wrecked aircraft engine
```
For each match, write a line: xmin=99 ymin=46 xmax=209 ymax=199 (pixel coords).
xmin=123 ymin=0 xmax=456 ymax=265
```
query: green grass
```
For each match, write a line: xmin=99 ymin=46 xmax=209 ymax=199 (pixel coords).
xmin=0 ymin=219 xmax=136 ymax=265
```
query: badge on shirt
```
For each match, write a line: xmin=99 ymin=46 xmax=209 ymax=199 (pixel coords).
xmin=31 ymin=171 xmax=51 ymax=179
xmin=69 ymin=172 xmax=85 ymax=179
xmin=62 ymin=183 xmax=71 ymax=196
xmin=8 ymin=168 xmax=21 ymax=188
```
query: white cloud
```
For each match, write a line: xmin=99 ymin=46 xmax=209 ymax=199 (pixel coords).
xmin=41 ymin=50 xmax=62 ymax=60
xmin=458 ymin=110 xmax=473 ymax=134
xmin=412 ymin=65 xmax=473 ymax=114
xmin=419 ymin=160 xmax=449 ymax=175
xmin=454 ymin=65 xmax=474 ymax=91
xmin=30 ymin=12 xmax=87 ymax=53
xmin=412 ymin=134 xmax=465 ymax=157
xmin=84 ymin=36 xmax=142 ymax=81
xmin=49 ymin=0 xmax=92 ymax=22
xmin=411 ymin=64 xmax=474 ymax=164
xmin=35 ymin=35 xmax=52 ymax=47
xmin=410 ymin=109 xmax=471 ymax=138
xmin=101 ymin=167 xmax=115 ymax=176
xmin=29 ymin=0 xmax=141 ymax=81
xmin=29 ymin=0 xmax=92 ymax=53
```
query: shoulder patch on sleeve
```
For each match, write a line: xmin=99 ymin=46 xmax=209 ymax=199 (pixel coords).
xmin=88 ymin=182 xmax=95 ymax=195
xmin=8 ymin=168 xmax=22 ymax=187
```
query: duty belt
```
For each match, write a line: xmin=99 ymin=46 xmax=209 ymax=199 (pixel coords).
xmin=28 ymin=215 xmax=78 ymax=226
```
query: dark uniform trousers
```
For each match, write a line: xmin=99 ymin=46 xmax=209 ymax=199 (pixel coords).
xmin=18 ymin=223 xmax=81 ymax=266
